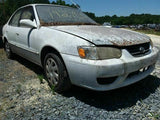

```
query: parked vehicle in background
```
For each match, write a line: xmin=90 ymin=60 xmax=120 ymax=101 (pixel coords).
xmin=147 ymin=24 xmax=156 ymax=29
xmin=155 ymin=24 xmax=160 ymax=31
xmin=2 ymin=4 xmax=159 ymax=92
xmin=103 ymin=22 xmax=112 ymax=28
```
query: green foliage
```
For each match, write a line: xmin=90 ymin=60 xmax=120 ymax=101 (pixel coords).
xmin=0 ymin=0 xmax=79 ymax=25
xmin=148 ymin=112 xmax=160 ymax=120
xmin=16 ymin=84 xmax=22 ymax=94
xmin=1 ymin=0 xmax=160 ymax=26
xmin=50 ymin=85 xmax=55 ymax=95
xmin=51 ymin=0 xmax=78 ymax=8
xmin=0 ymin=0 xmax=50 ymax=25
xmin=37 ymin=74 xmax=44 ymax=84
xmin=132 ymin=29 xmax=160 ymax=36
xmin=85 ymin=12 xmax=160 ymax=25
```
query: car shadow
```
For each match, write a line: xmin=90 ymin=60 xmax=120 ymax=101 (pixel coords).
xmin=12 ymin=54 xmax=160 ymax=111
xmin=62 ymin=75 xmax=160 ymax=111
xmin=0 ymin=37 xmax=3 ymax=48
xmin=12 ymin=54 xmax=44 ymax=76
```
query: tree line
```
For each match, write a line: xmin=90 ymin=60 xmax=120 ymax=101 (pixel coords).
xmin=84 ymin=12 xmax=160 ymax=25
xmin=0 ymin=0 xmax=160 ymax=25
xmin=0 ymin=0 xmax=77 ymax=25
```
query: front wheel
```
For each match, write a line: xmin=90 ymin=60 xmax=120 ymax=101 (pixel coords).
xmin=4 ymin=41 xmax=13 ymax=59
xmin=44 ymin=53 xmax=71 ymax=93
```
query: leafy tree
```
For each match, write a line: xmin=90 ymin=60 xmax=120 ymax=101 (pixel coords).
xmin=84 ymin=12 xmax=160 ymax=25
xmin=0 ymin=0 xmax=160 ymax=26
xmin=0 ymin=0 xmax=50 ymax=25
xmin=51 ymin=0 xmax=78 ymax=8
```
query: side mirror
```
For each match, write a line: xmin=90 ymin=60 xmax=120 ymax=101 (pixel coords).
xmin=20 ymin=19 xmax=37 ymax=28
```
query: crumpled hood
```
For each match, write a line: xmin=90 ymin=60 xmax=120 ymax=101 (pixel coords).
xmin=49 ymin=25 xmax=150 ymax=46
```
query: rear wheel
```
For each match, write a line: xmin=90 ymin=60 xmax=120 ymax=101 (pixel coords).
xmin=4 ymin=41 xmax=13 ymax=59
xmin=44 ymin=53 xmax=71 ymax=93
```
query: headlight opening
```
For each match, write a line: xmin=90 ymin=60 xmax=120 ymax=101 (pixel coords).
xmin=78 ymin=46 xmax=122 ymax=60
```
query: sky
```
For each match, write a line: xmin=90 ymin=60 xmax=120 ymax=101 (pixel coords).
xmin=49 ymin=0 xmax=160 ymax=16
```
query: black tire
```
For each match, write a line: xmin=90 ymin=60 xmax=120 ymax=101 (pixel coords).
xmin=44 ymin=53 xmax=71 ymax=93
xmin=4 ymin=41 xmax=13 ymax=59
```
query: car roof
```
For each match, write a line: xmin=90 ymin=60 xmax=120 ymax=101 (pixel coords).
xmin=19 ymin=4 xmax=75 ymax=9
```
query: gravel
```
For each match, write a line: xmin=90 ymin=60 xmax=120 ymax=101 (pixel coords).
xmin=0 ymin=35 xmax=160 ymax=120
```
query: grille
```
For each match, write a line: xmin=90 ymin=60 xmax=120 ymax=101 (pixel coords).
xmin=127 ymin=66 xmax=150 ymax=79
xmin=125 ymin=42 xmax=150 ymax=57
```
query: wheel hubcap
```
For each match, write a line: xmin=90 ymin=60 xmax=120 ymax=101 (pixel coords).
xmin=46 ymin=58 xmax=59 ymax=85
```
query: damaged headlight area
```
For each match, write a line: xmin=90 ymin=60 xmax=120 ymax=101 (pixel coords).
xmin=78 ymin=46 xmax=122 ymax=60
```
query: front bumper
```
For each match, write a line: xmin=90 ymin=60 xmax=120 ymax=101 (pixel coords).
xmin=61 ymin=47 xmax=159 ymax=91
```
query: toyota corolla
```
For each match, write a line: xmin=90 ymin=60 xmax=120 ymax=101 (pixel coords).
xmin=2 ymin=4 xmax=159 ymax=92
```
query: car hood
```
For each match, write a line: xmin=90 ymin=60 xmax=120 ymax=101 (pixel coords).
xmin=49 ymin=25 xmax=150 ymax=46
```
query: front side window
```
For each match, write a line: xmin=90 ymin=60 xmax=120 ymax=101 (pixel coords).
xmin=9 ymin=9 xmax=22 ymax=27
xmin=21 ymin=7 xmax=34 ymax=21
xmin=9 ymin=6 xmax=35 ymax=27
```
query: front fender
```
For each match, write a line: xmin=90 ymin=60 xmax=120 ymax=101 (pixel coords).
xmin=37 ymin=27 xmax=93 ymax=56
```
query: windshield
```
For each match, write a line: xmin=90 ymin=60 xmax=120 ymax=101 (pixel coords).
xmin=36 ymin=5 xmax=97 ymax=26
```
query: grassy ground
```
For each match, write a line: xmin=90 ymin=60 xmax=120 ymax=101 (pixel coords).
xmin=130 ymin=29 xmax=160 ymax=36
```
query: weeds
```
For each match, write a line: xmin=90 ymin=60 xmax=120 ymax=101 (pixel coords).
xmin=148 ymin=112 xmax=160 ymax=120
xmin=0 ymin=105 xmax=3 ymax=112
xmin=50 ymin=85 xmax=55 ymax=95
xmin=130 ymin=29 xmax=160 ymax=36
xmin=37 ymin=74 xmax=44 ymax=84
xmin=16 ymin=84 xmax=22 ymax=94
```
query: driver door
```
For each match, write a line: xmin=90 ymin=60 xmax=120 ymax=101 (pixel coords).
xmin=15 ymin=6 xmax=39 ymax=63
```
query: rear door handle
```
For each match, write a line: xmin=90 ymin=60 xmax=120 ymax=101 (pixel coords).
xmin=16 ymin=33 xmax=19 ymax=36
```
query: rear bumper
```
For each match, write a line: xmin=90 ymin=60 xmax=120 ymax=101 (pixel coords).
xmin=61 ymin=47 xmax=159 ymax=91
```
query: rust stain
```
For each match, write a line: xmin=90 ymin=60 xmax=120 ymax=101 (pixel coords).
xmin=40 ymin=21 xmax=98 ymax=26
xmin=48 ymin=25 xmax=151 ymax=46
xmin=109 ymin=39 xmax=139 ymax=46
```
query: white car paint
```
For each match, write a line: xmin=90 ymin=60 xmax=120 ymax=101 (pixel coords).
xmin=2 ymin=4 xmax=159 ymax=91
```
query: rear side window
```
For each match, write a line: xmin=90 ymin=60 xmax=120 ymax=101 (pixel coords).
xmin=9 ymin=10 xmax=22 ymax=27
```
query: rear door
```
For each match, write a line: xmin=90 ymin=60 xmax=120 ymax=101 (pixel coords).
xmin=6 ymin=9 xmax=22 ymax=47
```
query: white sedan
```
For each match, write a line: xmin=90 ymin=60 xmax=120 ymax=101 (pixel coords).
xmin=2 ymin=4 xmax=159 ymax=92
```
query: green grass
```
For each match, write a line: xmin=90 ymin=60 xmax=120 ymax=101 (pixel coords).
xmin=148 ymin=112 xmax=160 ymax=120
xmin=37 ymin=74 xmax=55 ymax=94
xmin=131 ymin=29 xmax=160 ymax=36
xmin=50 ymin=85 xmax=55 ymax=95
xmin=0 ymin=105 xmax=3 ymax=112
xmin=37 ymin=74 xmax=44 ymax=84
xmin=16 ymin=84 xmax=22 ymax=94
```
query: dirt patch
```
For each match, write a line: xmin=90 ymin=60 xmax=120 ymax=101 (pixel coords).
xmin=147 ymin=34 xmax=160 ymax=47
